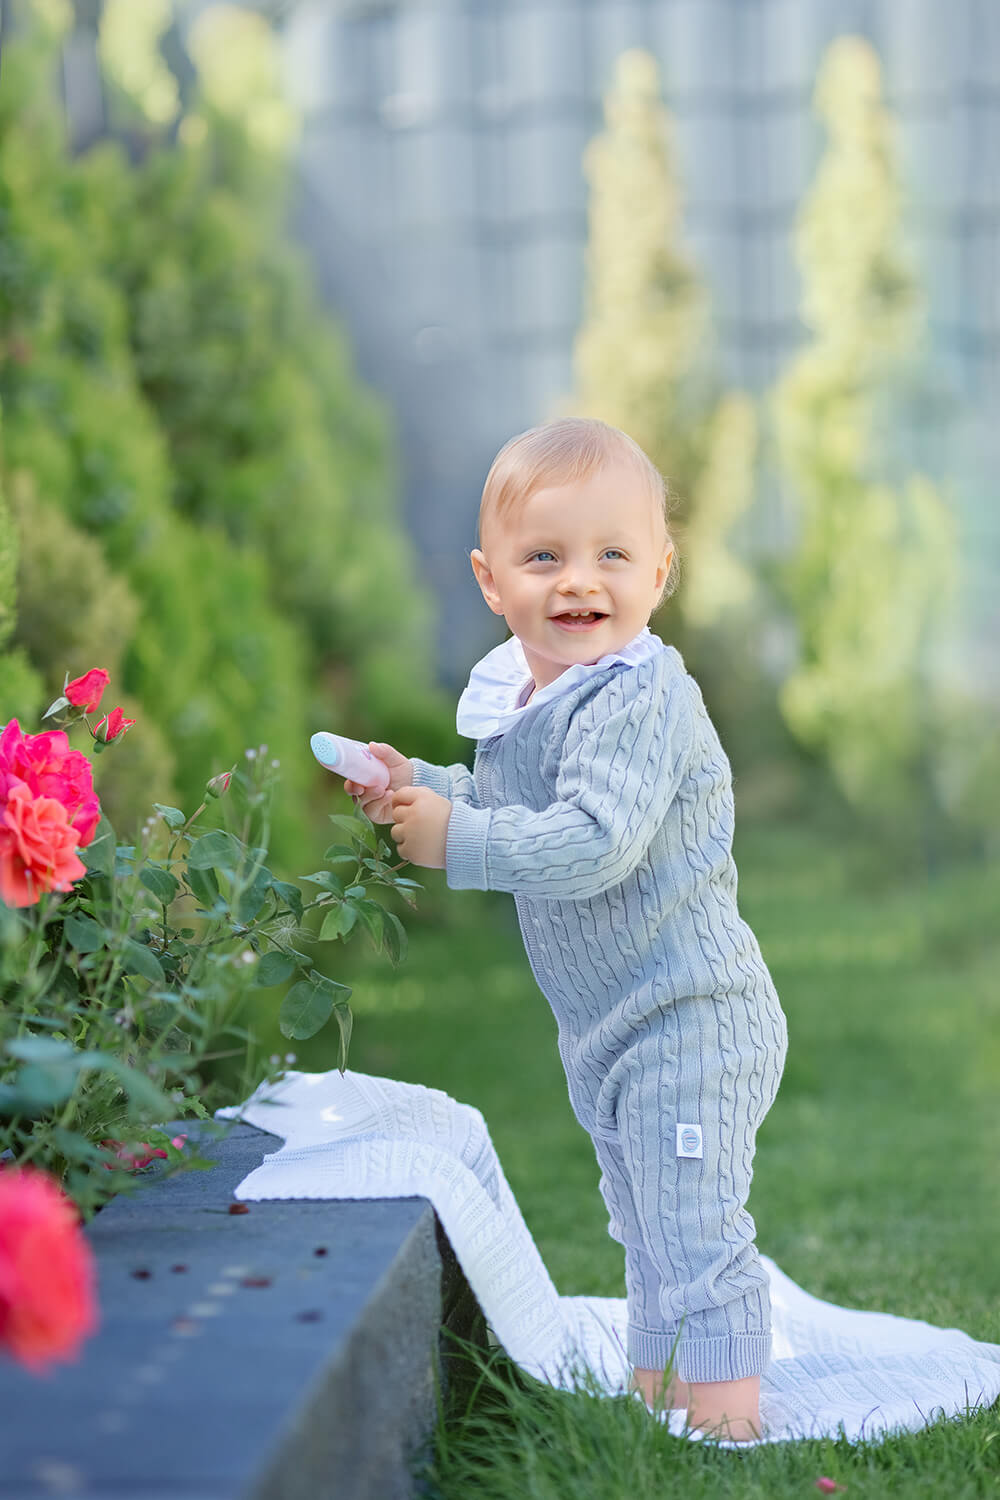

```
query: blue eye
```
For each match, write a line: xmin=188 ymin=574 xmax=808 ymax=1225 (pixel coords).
xmin=528 ymin=549 xmax=626 ymax=563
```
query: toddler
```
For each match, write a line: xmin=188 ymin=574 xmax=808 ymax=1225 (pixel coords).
xmin=344 ymin=416 xmax=788 ymax=1443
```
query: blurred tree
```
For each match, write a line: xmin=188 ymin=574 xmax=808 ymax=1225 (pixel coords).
xmin=95 ymin=0 xmax=459 ymax=766
xmin=772 ymin=36 xmax=965 ymax=850
xmin=566 ymin=49 xmax=789 ymax=782
xmin=0 ymin=421 xmax=45 ymax=724
xmin=0 ymin=0 xmax=462 ymax=872
xmin=570 ymin=49 xmax=710 ymax=500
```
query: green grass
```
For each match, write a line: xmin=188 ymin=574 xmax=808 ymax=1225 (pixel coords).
xmin=258 ymin=814 xmax=1000 ymax=1497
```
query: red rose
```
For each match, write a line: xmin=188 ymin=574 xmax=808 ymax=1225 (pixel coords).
xmin=64 ymin=669 xmax=110 ymax=714
xmin=100 ymin=1135 xmax=187 ymax=1172
xmin=99 ymin=1141 xmax=167 ymax=1171
xmin=0 ymin=784 xmax=87 ymax=907
xmin=0 ymin=721 xmax=100 ymax=849
xmin=92 ymin=708 xmax=136 ymax=746
xmin=0 ymin=1165 xmax=98 ymax=1374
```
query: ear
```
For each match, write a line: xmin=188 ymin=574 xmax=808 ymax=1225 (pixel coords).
xmin=654 ymin=546 xmax=674 ymax=596
xmin=470 ymin=548 xmax=505 ymax=615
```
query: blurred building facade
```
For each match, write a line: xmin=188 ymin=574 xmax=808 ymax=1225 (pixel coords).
xmin=275 ymin=0 xmax=1000 ymax=690
xmin=277 ymin=0 xmax=1000 ymax=689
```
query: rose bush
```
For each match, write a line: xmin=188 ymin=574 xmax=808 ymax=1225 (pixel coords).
xmin=0 ymin=670 xmax=422 ymax=1222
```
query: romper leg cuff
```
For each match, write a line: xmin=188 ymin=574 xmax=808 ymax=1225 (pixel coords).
xmin=628 ymin=1325 xmax=771 ymax=1384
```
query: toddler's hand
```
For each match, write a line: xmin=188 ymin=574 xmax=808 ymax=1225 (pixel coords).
xmin=344 ymin=742 xmax=413 ymax=823
xmin=389 ymin=786 xmax=451 ymax=870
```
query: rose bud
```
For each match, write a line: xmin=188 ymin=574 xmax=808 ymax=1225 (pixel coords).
xmin=92 ymin=707 xmax=136 ymax=752
xmin=205 ymin=769 xmax=234 ymax=800
xmin=65 ymin=669 xmax=110 ymax=714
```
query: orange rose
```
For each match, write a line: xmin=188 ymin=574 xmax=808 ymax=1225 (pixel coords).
xmin=0 ymin=720 xmax=100 ymax=849
xmin=0 ymin=1165 xmax=98 ymax=1374
xmin=0 ymin=783 xmax=87 ymax=907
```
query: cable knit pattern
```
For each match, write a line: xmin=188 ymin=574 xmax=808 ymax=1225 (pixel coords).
xmin=217 ymin=1069 xmax=1000 ymax=1448
xmin=412 ymin=644 xmax=789 ymax=1381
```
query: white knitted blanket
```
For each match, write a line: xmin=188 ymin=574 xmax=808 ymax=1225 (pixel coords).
xmin=215 ymin=1069 xmax=1000 ymax=1448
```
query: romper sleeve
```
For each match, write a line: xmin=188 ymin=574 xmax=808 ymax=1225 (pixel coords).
xmin=443 ymin=660 xmax=694 ymax=899
xmin=410 ymin=757 xmax=481 ymax=808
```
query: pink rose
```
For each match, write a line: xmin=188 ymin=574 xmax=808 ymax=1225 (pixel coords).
xmin=92 ymin=708 xmax=136 ymax=746
xmin=0 ymin=784 xmax=87 ymax=907
xmin=0 ymin=1165 xmax=98 ymax=1374
xmin=64 ymin=669 xmax=110 ymax=714
xmin=0 ymin=721 xmax=100 ymax=849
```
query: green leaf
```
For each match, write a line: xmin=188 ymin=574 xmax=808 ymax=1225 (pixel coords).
xmin=271 ymin=880 xmax=303 ymax=918
xmin=84 ymin=815 xmax=116 ymax=876
xmin=0 ymin=1063 xmax=77 ymax=1113
xmin=120 ymin=939 xmax=166 ymax=984
xmin=279 ymin=980 xmax=333 ymax=1041
xmin=327 ymin=813 xmax=364 ymax=839
xmin=188 ymin=830 xmax=243 ymax=873
xmin=253 ymin=951 xmax=296 ymax=988
xmin=332 ymin=1000 xmax=353 ymax=1073
xmin=236 ymin=865 xmax=273 ymax=925
xmin=140 ymin=866 xmax=180 ymax=905
xmin=319 ymin=903 xmax=357 ymax=941
xmin=328 ymin=812 xmax=377 ymax=851
xmin=50 ymin=1127 xmax=110 ymax=1167
xmin=353 ymin=901 xmax=386 ymax=952
xmin=345 ymin=884 xmax=366 ymax=899
xmin=153 ymin=804 xmax=186 ymax=829
xmin=306 ymin=968 xmax=352 ymax=997
xmin=381 ymin=910 xmax=407 ymax=966
xmin=301 ymin=871 xmax=345 ymax=896
xmin=5 ymin=1036 xmax=76 ymax=1064
xmin=187 ymin=864 xmax=220 ymax=909
xmin=64 ymin=913 xmax=105 ymax=953
xmin=324 ymin=843 xmax=359 ymax=862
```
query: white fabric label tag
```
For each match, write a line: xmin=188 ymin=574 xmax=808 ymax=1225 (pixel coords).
xmin=676 ymin=1123 xmax=703 ymax=1159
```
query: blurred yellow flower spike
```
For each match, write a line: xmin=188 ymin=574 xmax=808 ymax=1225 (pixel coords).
xmin=99 ymin=0 xmax=179 ymax=127
xmin=29 ymin=0 xmax=72 ymax=40
xmin=188 ymin=4 xmax=299 ymax=155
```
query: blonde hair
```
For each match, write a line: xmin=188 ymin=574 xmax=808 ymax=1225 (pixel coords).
xmin=477 ymin=417 xmax=680 ymax=606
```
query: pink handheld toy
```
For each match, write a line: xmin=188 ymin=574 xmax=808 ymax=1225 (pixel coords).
xmin=310 ymin=732 xmax=390 ymax=794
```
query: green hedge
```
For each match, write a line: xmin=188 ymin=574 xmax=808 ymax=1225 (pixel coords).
xmin=0 ymin=5 xmax=462 ymax=874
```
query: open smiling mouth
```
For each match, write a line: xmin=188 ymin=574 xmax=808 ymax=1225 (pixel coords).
xmin=551 ymin=611 xmax=608 ymax=629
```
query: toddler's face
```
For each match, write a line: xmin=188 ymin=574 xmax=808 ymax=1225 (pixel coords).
xmin=470 ymin=460 xmax=673 ymax=693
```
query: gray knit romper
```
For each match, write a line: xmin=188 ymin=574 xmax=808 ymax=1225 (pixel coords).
xmin=411 ymin=644 xmax=788 ymax=1383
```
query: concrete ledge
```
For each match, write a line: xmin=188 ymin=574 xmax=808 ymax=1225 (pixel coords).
xmin=0 ymin=1120 xmax=488 ymax=1500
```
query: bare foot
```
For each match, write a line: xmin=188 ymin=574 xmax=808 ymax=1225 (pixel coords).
xmin=631 ymin=1369 xmax=764 ymax=1442
xmin=686 ymin=1374 xmax=763 ymax=1444
xmin=629 ymin=1367 xmax=690 ymax=1411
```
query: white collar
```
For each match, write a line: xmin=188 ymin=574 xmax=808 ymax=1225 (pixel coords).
xmin=456 ymin=626 xmax=668 ymax=740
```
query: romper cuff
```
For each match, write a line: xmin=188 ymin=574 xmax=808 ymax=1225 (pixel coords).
xmin=410 ymin=757 xmax=452 ymax=798
xmin=627 ymin=1326 xmax=772 ymax=1384
xmin=445 ymin=799 xmax=491 ymax=891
